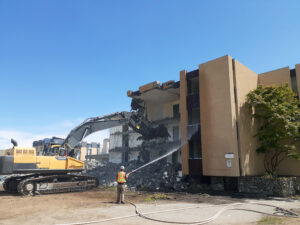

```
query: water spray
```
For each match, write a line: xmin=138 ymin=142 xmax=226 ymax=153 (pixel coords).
xmin=127 ymin=141 xmax=186 ymax=176
xmin=127 ymin=123 xmax=199 ymax=176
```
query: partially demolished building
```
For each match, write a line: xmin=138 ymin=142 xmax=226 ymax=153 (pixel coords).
xmin=109 ymin=80 xmax=181 ymax=165
xmin=121 ymin=55 xmax=300 ymax=178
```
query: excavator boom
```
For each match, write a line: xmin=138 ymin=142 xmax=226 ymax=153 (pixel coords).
xmin=62 ymin=111 xmax=133 ymax=150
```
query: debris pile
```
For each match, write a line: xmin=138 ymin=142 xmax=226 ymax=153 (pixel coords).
xmin=85 ymin=159 xmax=102 ymax=170
xmin=86 ymin=159 xmax=188 ymax=192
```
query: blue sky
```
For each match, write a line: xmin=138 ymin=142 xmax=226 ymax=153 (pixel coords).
xmin=0 ymin=0 xmax=300 ymax=148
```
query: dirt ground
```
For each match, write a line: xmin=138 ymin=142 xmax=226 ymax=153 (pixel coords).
xmin=0 ymin=186 xmax=299 ymax=225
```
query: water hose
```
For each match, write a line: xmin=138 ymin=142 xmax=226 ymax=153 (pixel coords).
xmin=56 ymin=201 xmax=299 ymax=225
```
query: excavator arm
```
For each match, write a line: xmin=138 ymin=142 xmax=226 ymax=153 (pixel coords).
xmin=62 ymin=100 xmax=170 ymax=153
xmin=62 ymin=111 xmax=136 ymax=149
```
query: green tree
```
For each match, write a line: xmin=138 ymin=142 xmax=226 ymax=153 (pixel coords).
xmin=246 ymin=85 xmax=300 ymax=177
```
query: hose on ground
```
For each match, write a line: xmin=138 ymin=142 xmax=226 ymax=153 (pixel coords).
xmin=131 ymin=202 xmax=241 ymax=224
xmin=57 ymin=201 xmax=299 ymax=225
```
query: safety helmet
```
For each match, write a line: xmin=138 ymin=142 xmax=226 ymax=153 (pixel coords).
xmin=120 ymin=166 xmax=125 ymax=170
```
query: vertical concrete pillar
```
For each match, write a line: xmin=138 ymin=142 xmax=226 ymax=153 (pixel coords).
xmin=180 ymin=70 xmax=189 ymax=175
xmin=199 ymin=55 xmax=240 ymax=177
xmin=295 ymin=64 xmax=300 ymax=99
xmin=233 ymin=59 xmax=264 ymax=176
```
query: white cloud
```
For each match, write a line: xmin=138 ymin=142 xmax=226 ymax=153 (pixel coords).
xmin=0 ymin=118 xmax=110 ymax=149
xmin=0 ymin=129 xmax=66 ymax=149
xmin=83 ymin=130 xmax=110 ymax=144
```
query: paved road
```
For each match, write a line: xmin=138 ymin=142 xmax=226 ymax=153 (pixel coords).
xmin=0 ymin=186 xmax=299 ymax=225
xmin=55 ymin=198 xmax=300 ymax=225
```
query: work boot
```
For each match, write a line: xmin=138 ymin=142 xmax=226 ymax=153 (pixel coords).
xmin=121 ymin=201 xmax=125 ymax=204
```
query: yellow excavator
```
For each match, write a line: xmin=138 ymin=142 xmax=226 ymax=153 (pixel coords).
xmin=0 ymin=100 xmax=170 ymax=196
xmin=0 ymin=143 xmax=96 ymax=195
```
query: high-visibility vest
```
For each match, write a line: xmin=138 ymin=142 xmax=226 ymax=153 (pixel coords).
xmin=117 ymin=171 xmax=126 ymax=183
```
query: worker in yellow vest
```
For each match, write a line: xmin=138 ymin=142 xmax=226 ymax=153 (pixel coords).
xmin=116 ymin=166 xmax=129 ymax=204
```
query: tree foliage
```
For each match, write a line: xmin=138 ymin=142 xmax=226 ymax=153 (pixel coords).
xmin=246 ymin=85 xmax=300 ymax=177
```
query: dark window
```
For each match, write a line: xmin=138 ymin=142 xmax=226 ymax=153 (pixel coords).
xmin=122 ymin=125 xmax=129 ymax=162
xmin=290 ymin=69 xmax=298 ymax=95
xmin=188 ymin=108 xmax=200 ymax=124
xmin=173 ymin=104 xmax=180 ymax=118
xmin=186 ymin=69 xmax=199 ymax=80
xmin=173 ymin=126 xmax=179 ymax=141
xmin=188 ymin=124 xmax=201 ymax=159
xmin=187 ymin=93 xmax=200 ymax=110
xmin=187 ymin=77 xmax=199 ymax=95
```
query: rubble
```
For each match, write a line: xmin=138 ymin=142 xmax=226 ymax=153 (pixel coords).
xmin=85 ymin=136 xmax=189 ymax=192
xmin=86 ymin=159 xmax=188 ymax=192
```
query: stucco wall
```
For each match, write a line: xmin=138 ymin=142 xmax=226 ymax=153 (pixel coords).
xmin=258 ymin=67 xmax=291 ymax=87
xmin=80 ymin=147 xmax=87 ymax=161
xmin=146 ymin=99 xmax=179 ymax=121
xmin=233 ymin=59 xmax=264 ymax=176
xmin=199 ymin=55 xmax=240 ymax=177
xmin=179 ymin=70 xmax=189 ymax=175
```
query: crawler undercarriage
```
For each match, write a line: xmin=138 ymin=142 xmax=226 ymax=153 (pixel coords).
xmin=3 ymin=174 xmax=99 ymax=196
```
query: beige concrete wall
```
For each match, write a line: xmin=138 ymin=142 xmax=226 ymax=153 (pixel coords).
xmin=91 ymin=147 xmax=98 ymax=155
xmin=146 ymin=99 xmax=179 ymax=121
xmin=233 ymin=59 xmax=265 ymax=176
xmin=80 ymin=147 xmax=99 ymax=160
xmin=80 ymin=147 xmax=87 ymax=161
xmin=295 ymin=64 xmax=300 ymax=98
xmin=258 ymin=67 xmax=291 ymax=87
xmin=199 ymin=55 xmax=240 ymax=177
xmin=179 ymin=70 xmax=189 ymax=175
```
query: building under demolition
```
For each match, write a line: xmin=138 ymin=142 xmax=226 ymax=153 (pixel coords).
xmin=109 ymin=80 xmax=181 ymax=166
xmin=119 ymin=55 xmax=300 ymax=178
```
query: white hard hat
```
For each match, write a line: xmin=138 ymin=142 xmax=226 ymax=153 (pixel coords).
xmin=120 ymin=166 xmax=125 ymax=170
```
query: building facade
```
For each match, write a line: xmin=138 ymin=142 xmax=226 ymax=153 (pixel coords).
xmin=78 ymin=142 xmax=101 ymax=161
xmin=127 ymin=55 xmax=300 ymax=177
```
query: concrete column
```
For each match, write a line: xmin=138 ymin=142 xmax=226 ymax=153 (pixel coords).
xmin=199 ymin=55 xmax=240 ymax=177
xmin=179 ymin=70 xmax=189 ymax=175
xmin=233 ymin=59 xmax=264 ymax=176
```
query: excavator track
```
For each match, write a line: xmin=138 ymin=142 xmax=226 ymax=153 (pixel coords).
xmin=3 ymin=175 xmax=33 ymax=193
xmin=4 ymin=174 xmax=99 ymax=196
